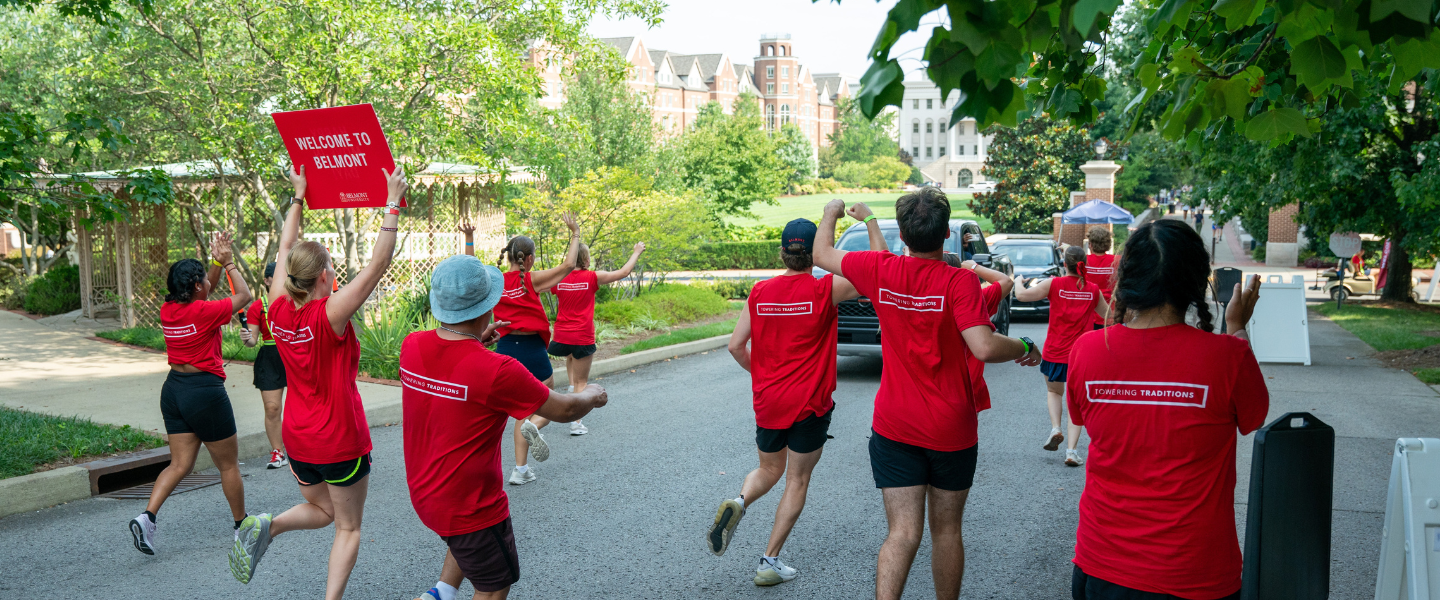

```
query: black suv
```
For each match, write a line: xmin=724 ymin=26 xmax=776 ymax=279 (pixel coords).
xmin=989 ymin=238 xmax=1063 ymax=318
xmin=814 ymin=219 xmax=1014 ymax=357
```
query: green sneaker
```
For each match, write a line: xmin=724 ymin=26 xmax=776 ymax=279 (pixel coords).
xmin=706 ymin=498 xmax=745 ymax=556
xmin=229 ymin=513 xmax=272 ymax=584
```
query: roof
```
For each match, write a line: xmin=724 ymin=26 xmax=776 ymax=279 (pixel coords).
xmin=689 ymin=54 xmax=726 ymax=81
xmin=598 ymin=37 xmax=636 ymax=57
xmin=667 ymin=54 xmax=711 ymax=91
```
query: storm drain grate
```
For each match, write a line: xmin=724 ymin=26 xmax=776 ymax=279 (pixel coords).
xmin=100 ymin=474 xmax=222 ymax=499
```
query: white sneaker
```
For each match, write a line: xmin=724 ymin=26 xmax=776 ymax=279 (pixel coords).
xmin=520 ymin=420 xmax=549 ymax=462
xmin=266 ymin=450 xmax=288 ymax=469
xmin=1043 ymin=428 xmax=1064 ymax=451
xmin=569 ymin=420 xmax=588 ymax=436
xmin=754 ymin=557 xmax=798 ymax=586
xmin=1065 ymin=449 xmax=1084 ymax=467
xmin=508 ymin=467 xmax=536 ymax=485
xmin=706 ymin=498 xmax=745 ymax=556
xmin=129 ymin=514 xmax=157 ymax=555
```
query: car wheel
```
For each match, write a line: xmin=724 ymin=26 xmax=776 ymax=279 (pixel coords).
xmin=1330 ymin=286 xmax=1349 ymax=302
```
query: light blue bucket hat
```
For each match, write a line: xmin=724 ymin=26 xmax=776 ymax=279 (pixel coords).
xmin=429 ymin=255 xmax=505 ymax=324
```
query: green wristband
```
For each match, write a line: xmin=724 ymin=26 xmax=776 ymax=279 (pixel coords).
xmin=863 ymin=215 xmax=877 ymax=224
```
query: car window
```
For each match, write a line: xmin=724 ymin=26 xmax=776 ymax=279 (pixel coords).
xmin=964 ymin=226 xmax=988 ymax=254
xmin=993 ymin=244 xmax=1055 ymax=267
xmin=837 ymin=227 xmax=907 ymax=254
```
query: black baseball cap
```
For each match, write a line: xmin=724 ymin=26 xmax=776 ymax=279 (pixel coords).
xmin=780 ymin=218 xmax=818 ymax=255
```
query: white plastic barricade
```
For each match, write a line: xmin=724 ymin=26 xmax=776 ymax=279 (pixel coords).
xmin=1247 ymin=274 xmax=1311 ymax=365
xmin=1375 ymin=438 xmax=1440 ymax=600
xmin=1426 ymin=261 xmax=1438 ymax=303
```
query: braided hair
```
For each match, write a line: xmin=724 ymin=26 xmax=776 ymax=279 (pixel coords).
xmin=497 ymin=235 xmax=536 ymax=270
xmin=164 ymin=258 xmax=207 ymax=303
xmin=1063 ymin=245 xmax=1087 ymax=290
xmin=1111 ymin=219 xmax=1216 ymax=332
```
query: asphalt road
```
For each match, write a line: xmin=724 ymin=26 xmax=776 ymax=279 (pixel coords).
xmin=0 ymin=319 xmax=1395 ymax=598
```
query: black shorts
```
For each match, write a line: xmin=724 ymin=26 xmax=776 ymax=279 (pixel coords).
xmin=289 ymin=453 xmax=371 ymax=487
xmin=869 ymin=430 xmax=977 ymax=491
xmin=160 ymin=371 xmax=237 ymax=443
xmin=496 ymin=334 xmax=553 ymax=382
xmin=1093 ymin=323 xmax=1104 ymax=330
xmin=547 ymin=341 xmax=597 ymax=359
xmin=756 ymin=408 xmax=833 ymax=454
xmin=252 ymin=344 xmax=287 ymax=391
xmin=1072 ymin=565 xmax=1238 ymax=600
xmin=1041 ymin=360 xmax=1069 ymax=383
xmin=443 ymin=517 xmax=520 ymax=593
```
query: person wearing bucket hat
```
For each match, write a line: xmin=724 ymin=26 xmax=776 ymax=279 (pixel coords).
xmin=400 ymin=255 xmax=610 ymax=600
xmin=706 ymin=210 xmax=880 ymax=587
xmin=240 ymin=261 xmax=288 ymax=470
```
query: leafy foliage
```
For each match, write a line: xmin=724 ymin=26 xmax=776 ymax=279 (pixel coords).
xmin=677 ymin=241 xmax=785 ymax=270
xmin=827 ymin=97 xmax=899 ymax=164
xmin=1113 ymin=131 xmax=1192 ymax=210
xmin=833 ymin=156 xmax=912 ymax=189
xmin=680 ymin=97 xmax=787 ymax=218
xmin=21 ymin=263 xmax=79 ymax=315
xmin=593 ymin=283 xmax=729 ymax=328
xmin=775 ymin=123 xmax=817 ymax=184
xmin=526 ymin=67 xmax=665 ymax=190
xmin=972 ymin=119 xmax=1091 ymax=233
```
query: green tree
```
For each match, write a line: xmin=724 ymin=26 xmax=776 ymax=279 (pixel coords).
xmin=775 ymin=122 xmax=817 ymax=185
xmin=1113 ymin=131 xmax=1192 ymax=213
xmin=828 ymin=97 xmax=898 ymax=164
xmin=680 ymin=96 xmax=786 ymax=218
xmin=972 ymin=119 xmax=1091 ymax=233
xmin=864 ymin=156 xmax=911 ymax=189
xmin=526 ymin=65 xmax=662 ymax=190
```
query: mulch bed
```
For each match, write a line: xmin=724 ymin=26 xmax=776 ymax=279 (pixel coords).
xmin=1375 ymin=343 xmax=1440 ymax=371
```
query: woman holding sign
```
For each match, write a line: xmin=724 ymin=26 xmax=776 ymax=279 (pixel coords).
xmin=228 ymin=164 xmax=407 ymax=600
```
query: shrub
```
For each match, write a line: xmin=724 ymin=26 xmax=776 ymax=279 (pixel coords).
xmin=864 ymin=156 xmax=912 ymax=189
xmin=595 ymin=283 xmax=729 ymax=328
xmin=1250 ymin=243 xmax=1266 ymax=263
xmin=357 ymin=299 xmax=422 ymax=380
xmin=677 ymin=241 xmax=783 ymax=270
xmin=23 ymin=265 xmax=81 ymax=315
xmin=833 ymin=162 xmax=870 ymax=188
xmin=690 ymin=278 xmax=757 ymax=299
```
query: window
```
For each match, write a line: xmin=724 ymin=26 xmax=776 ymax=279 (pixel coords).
xmin=781 ymin=83 xmax=789 ymax=94
xmin=926 ymin=99 xmax=933 ymax=109
xmin=940 ymin=120 xmax=947 ymax=131
xmin=912 ymin=99 xmax=919 ymax=109
xmin=780 ymin=46 xmax=787 ymax=56
xmin=767 ymin=66 xmax=775 ymax=79
xmin=959 ymin=145 xmax=965 ymax=155
xmin=634 ymin=66 xmax=644 ymax=81
xmin=912 ymin=121 xmax=919 ymax=133
xmin=959 ymin=123 xmax=966 ymax=135
xmin=782 ymin=66 xmax=789 ymax=78
xmin=939 ymin=146 xmax=946 ymax=156
xmin=659 ymin=71 xmax=671 ymax=84
xmin=766 ymin=46 xmax=774 ymax=56
xmin=926 ymin=147 xmax=933 ymax=158
xmin=913 ymin=146 xmax=919 ymax=157
xmin=766 ymin=83 xmax=775 ymax=94
xmin=766 ymin=104 xmax=775 ymax=129
xmin=925 ymin=121 xmax=933 ymax=133
xmin=781 ymin=104 xmax=790 ymax=124
xmin=974 ymin=145 xmax=979 ymax=154
xmin=957 ymin=169 xmax=973 ymax=187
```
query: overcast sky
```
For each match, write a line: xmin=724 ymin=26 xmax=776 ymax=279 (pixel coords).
xmin=588 ymin=0 xmax=939 ymax=81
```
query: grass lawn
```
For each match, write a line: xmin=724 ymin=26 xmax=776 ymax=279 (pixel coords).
xmin=1416 ymin=368 xmax=1440 ymax=384
xmin=621 ymin=318 xmax=736 ymax=355
xmin=97 ymin=326 xmax=259 ymax=362
xmin=1 ymin=407 xmax=165 ymax=479
xmin=1313 ymin=303 xmax=1440 ymax=351
xmin=727 ymin=192 xmax=989 ymax=232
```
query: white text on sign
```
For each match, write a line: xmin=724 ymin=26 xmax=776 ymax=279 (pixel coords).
xmin=295 ymin=132 xmax=375 ymax=170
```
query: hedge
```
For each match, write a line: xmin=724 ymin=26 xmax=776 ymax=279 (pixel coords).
xmin=595 ymin=284 xmax=729 ymax=328
xmin=677 ymin=241 xmax=784 ymax=270
xmin=23 ymin=264 xmax=81 ymax=315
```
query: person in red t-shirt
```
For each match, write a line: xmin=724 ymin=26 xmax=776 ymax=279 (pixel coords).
xmin=547 ymin=240 xmax=646 ymax=436
xmin=239 ymin=261 xmax=288 ymax=470
xmin=1084 ymin=227 xmax=1117 ymax=330
xmin=707 ymin=210 xmax=879 ymax=587
xmin=1014 ymin=246 xmax=1109 ymax=466
xmin=129 ymin=233 xmax=253 ymax=557
xmin=1067 ymin=218 xmax=1267 ymax=600
xmin=227 ymin=164 xmax=407 ymax=597
xmin=402 ymin=255 xmax=609 ymax=600
xmin=812 ymin=189 xmax=1042 ymax=600
xmin=941 ymin=254 xmax=1014 ymax=415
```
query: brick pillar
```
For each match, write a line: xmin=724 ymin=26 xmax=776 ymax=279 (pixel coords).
xmin=1052 ymin=212 xmax=1063 ymax=243
xmin=1079 ymin=160 xmax=1121 ymax=203
xmin=1265 ymin=203 xmax=1300 ymax=267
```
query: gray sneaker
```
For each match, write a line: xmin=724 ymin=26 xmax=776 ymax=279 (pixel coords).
xmin=229 ymin=513 xmax=273 ymax=584
xmin=707 ymin=498 xmax=745 ymax=556
xmin=521 ymin=419 xmax=550 ymax=462
xmin=129 ymin=514 xmax=157 ymax=555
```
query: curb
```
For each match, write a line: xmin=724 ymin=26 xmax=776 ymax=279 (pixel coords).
xmin=552 ymin=334 xmax=731 ymax=384
xmin=0 ymin=466 xmax=91 ymax=520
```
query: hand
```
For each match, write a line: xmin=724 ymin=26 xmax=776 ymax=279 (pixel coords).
xmin=965 ymin=233 xmax=980 ymax=243
xmin=584 ymin=385 xmax=609 ymax=408
xmin=239 ymin=328 xmax=254 ymax=344
xmin=287 ymin=164 xmax=307 ymax=199
xmin=823 ymin=198 xmax=846 ymax=220
xmin=383 ymin=165 xmax=408 ymax=203
xmin=847 ymin=202 xmax=873 ymax=222
xmin=211 ymin=231 xmax=234 ymax=265
xmin=458 ymin=222 xmax=476 ymax=236
xmin=1015 ymin=346 xmax=1042 ymax=367
xmin=1014 ymin=274 xmax=1026 ymax=287
xmin=1225 ymin=274 xmax=1262 ymax=334
xmin=960 ymin=260 xmax=977 ymax=270
xmin=479 ymin=320 xmax=511 ymax=345
xmin=561 ymin=212 xmax=579 ymax=235
xmin=633 ymin=241 xmax=647 ymax=255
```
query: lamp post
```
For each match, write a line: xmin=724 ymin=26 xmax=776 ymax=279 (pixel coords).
xmin=1093 ymin=138 xmax=1108 ymax=159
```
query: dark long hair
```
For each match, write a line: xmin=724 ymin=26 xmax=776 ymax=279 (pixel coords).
xmin=165 ymin=258 xmax=207 ymax=303
xmin=497 ymin=235 xmax=536 ymax=269
xmin=1063 ymin=245 xmax=1087 ymax=290
xmin=1111 ymin=219 xmax=1215 ymax=332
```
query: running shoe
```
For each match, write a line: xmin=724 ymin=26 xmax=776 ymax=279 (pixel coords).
xmin=229 ymin=513 xmax=273 ymax=584
xmin=707 ymin=498 xmax=745 ymax=556
xmin=520 ymin=419 xmax=549 ymax=462
xmin=569 ymin=420 xmax=588 ymax=436
xmin=508 ymin=467 xmax=536 ymax=486
xmin=416 ymin=587 xmax=442 ymax=600
xmin=1043 ymin=428 xmax=1064 ymax=452
xmin=1065 ymin=449 xmax=1084 ymax=467
xmin=754 ymin=557 xmax=798 ymax=586
xmin=266 ymin=450 xmax=288 ymax=470
xmin=128 ymin=514 xmax=157 ymax=555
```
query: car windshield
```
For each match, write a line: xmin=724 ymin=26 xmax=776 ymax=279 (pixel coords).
xmin=993 ymin=244 xmax=1054 ymax=267
xmin=836 ymin=227 xmax=964 ymax=255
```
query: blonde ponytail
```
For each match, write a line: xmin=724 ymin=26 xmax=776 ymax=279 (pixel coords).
xmin=285 ymin=241 xmax=330 ymax=304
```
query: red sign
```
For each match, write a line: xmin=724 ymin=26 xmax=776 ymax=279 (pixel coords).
xmin=1377 ymin=239 xmax=1392 ymax=290
xmin=270 ymin=104 xmax=404 ymax=209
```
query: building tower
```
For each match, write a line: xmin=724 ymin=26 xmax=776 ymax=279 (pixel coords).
xmin=755 ymin=33 xmax=799 ymax=132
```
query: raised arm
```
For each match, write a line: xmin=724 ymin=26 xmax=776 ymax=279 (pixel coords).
xmin=533 ymin=384 xmax=609 ymax=423
xmin=269 ymin=165 xmax=307 ymax=304
xmin=727 ymin=306 xmax=753 ymax=372
xmin=209 ymin=232 xmax=252 ymax=313
xmin=1225 ymin=274 xmax=1262 ymax=345
xmin=847 ymin=202 xmax=887 ymax=251
xmin=597 ymin=242 xmax=646 ymax=285
xmin=530 ymin=213 xmax=581 ymax=292
xmin=964 ymin=260 xmax=1014 ymax=299
xmin=832 ymin=276 xmax=862 ymax=305
xmin=325 ymin=166 xmax=407 ymax=335
xmin=1013 ymin=275 xmax=1051 ymax=303
xmin=813 ymin=199 xmax=848 ymax=276
xmin=460 ymin=222 xmax=475 ymax=256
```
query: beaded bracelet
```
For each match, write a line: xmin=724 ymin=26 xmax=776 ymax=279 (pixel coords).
xmin=380 ymin=226 xmax=397 ymax=232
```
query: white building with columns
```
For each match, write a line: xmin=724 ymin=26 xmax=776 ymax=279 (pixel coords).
xmin=897 ymin=80 xmax=994 ymax=188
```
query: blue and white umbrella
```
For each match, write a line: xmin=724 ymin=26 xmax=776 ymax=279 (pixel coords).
xmin=1062 ymin=199 xmax=1134 ymax=225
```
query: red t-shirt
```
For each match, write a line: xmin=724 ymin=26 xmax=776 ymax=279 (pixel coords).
xmin=244 ymin=298 xmax=275 ymax=344
xmin=160 ymin=299 xmax=235 ymax=378
xmin=969 ymin=283 xmax=1006 ymax=413
xmin=1043 ymin=276 xmax=1101 ymax=364
xmin=840 ymin=251 xmax=993 ymax=451
xmin=270 ymin=296 xmax=371 ymax=464
xmin=400 ymin=330 xmax=551 ymax=536
xmin=747 ymin=273 xmax=838 ymax=429
xmin=1067 ymin=324 xmax=1269 ymax=599
xmin=550 ymin=270 xmax=598 ymax=346
xmin=1086 ymin=254 xmax=1117 ymax=326
xmin=495 ymin=270 xmax=551 ymax=345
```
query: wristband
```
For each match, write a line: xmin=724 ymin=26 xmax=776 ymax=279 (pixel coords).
xmin=385 ymin=206 xmax=400 ymax=216
xmin=380 ymin=226 xmax=397 ymax=232
xmin=211 ymin=259 xmax=224 ymax=268
xmin=289 ymin=196 xmax=304 ymax=207
xmin=863 ymin=215 xmax=877 ymax=224
xmin=465 ymin=242 xmax=474 ymax=246
xmin=1019 ymin=336 xmax=1035 ymax=355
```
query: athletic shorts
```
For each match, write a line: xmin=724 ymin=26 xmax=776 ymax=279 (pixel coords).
xmin=756 ymin=408 xmax=833 ymax=454
xmin=547 ymin=341 xmax=597 ymax=360
xmin=289 ymin=453 xmax=371 ymax=487
xmin=496 ymin=334 xmax=553 ymax=382
xmin=869 ymin=430 xmax=977 ymax=492
xmin=160 ymin=371 xmax=237 ymax=443
xmin=1093 ymin=323 xmax=1104 ymax=330
xmin=1072 ymin=565 xmax=1238 ymax=600
xmin=443 ymin=517 xmax=520 ymax=593
xmin=252 ymin=344 xmax=287 ymax=391
xmin=1040 ymin=360 xmax=1069 ymax=383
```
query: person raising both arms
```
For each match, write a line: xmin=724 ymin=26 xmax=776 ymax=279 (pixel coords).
xmin=239 ymin=262 xmax=288 ymax=470
xmin=129 ymin=233 xmax=252 ymax=556
xmin=812 ymin=190 xmax=1042 ymax=600
xmin=547 ymin=240 xmax=646 ymax=436
xmin=1084 ymin=227 xmax=1117 ymax=330
xmin=1014 ymin=246 xmax=1109 ymax=467
xmin=1067 ymin=219 xmax=1266 ymax=600
xmin=942 ymin=255 xmax=1015 ymax=415
xmin=707 ymin=206 xmax=882 ymax=587
xmin=228 ymin=163 xmax=408 ymax=600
